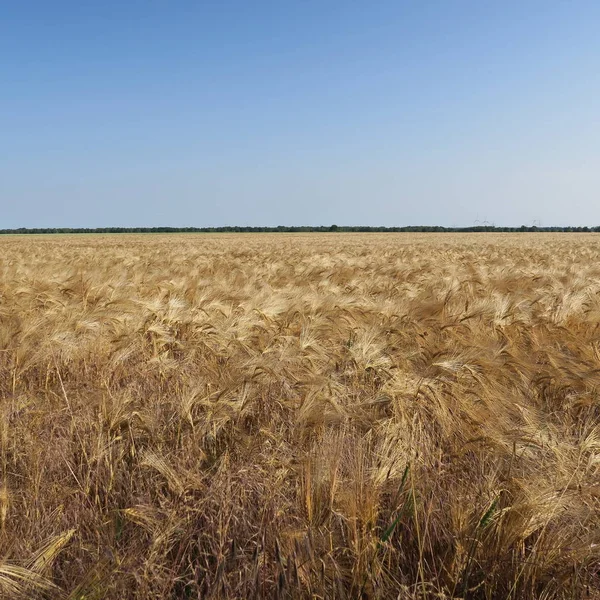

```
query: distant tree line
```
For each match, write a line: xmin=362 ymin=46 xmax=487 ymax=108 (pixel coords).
xmin=0 ymin=225 xmax=598 ymax=234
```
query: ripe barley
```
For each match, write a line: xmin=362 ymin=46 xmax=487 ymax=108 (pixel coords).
xmin=0 ymin=232 xmax=599 ymax=598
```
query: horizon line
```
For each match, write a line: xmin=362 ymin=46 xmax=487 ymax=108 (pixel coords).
xmin=1 ymin=225 xmax=599 ymax=234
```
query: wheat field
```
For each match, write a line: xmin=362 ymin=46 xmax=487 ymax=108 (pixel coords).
xmin=1 ymin=233 xmax=600 ymax=599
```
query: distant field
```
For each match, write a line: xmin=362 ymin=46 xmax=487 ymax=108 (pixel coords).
xmin=1 ymin=233 xmax=600 ymax=599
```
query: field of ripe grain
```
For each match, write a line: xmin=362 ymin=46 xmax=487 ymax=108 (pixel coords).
xmin=1 ymin=233 xmax=600 ymax=599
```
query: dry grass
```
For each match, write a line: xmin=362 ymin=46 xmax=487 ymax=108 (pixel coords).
xmin=1 ymin=232 xmax=600 ymax=599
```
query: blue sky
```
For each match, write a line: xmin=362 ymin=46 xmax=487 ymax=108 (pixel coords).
xmin=2 ymin=1 xmax=600 ymax=227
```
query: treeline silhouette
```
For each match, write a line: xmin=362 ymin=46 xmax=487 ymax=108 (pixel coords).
xmin=0 ymin=225 xmax=598 ymax=234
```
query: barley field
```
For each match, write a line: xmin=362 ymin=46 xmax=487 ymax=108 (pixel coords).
xmin=1 ymin=233 xmax=600 ymax=599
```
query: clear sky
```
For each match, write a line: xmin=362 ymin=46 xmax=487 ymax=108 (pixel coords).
xmin=2 ymin=1 xmax=600 ymax=228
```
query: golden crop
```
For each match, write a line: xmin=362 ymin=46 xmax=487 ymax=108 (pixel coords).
xmin=1 ymin=233 xmax=600 ymax=599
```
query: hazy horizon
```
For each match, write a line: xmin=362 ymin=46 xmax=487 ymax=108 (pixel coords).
xmin=3 ymin=1 xmax=600 ymax=229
